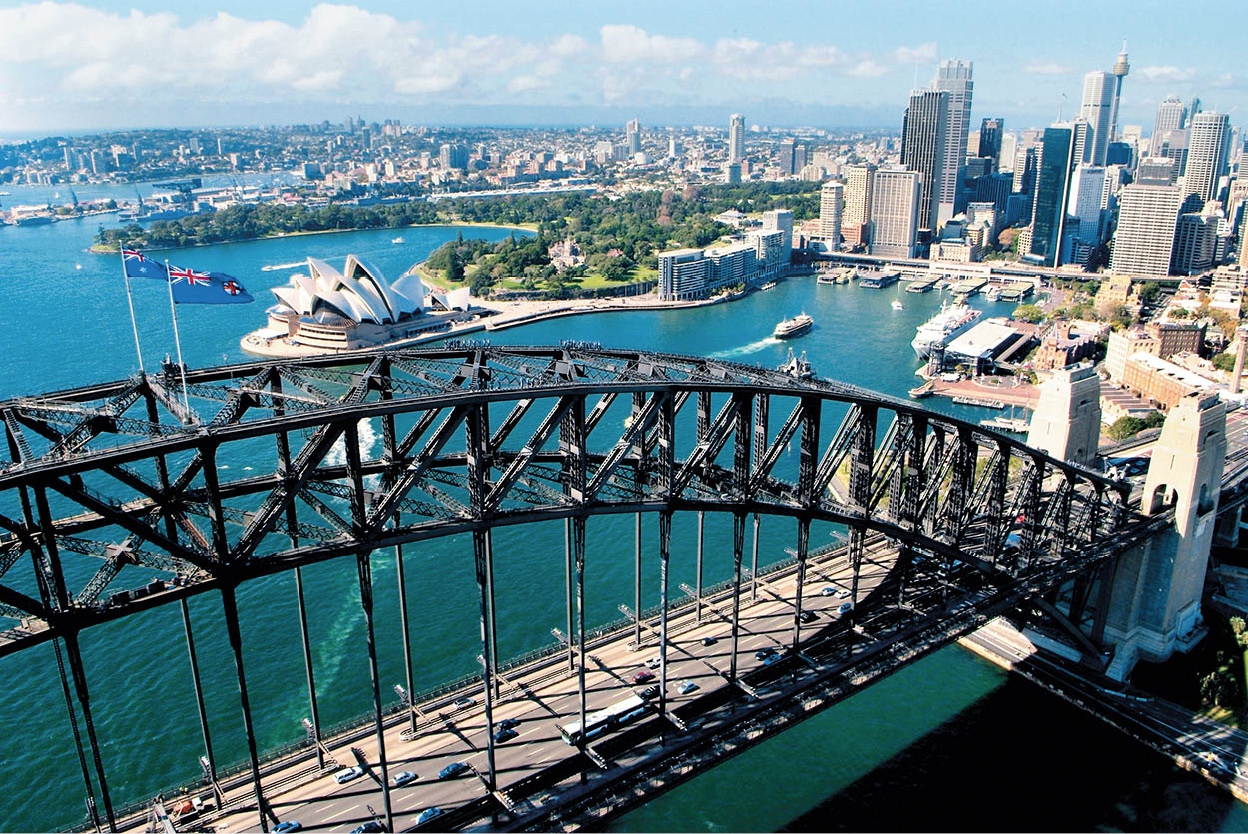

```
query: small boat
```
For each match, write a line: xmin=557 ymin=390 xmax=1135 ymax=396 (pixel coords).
xmin=891 ymin=299 xmax=904 ymax=311
xmin=760 ymin=281 xmax=778 ymax=291
xmin=774 ymin=313 xmax=813 ymax=339
xmin=779 ymin=348 xmax=814 ymax=379
xmin=908 ymin=380 xmax=935 ymax=399
xmin=391 ymin=236 xmax=405 ymax=244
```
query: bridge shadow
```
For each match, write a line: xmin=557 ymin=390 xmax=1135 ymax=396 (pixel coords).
xmin=778 ymin=675 xmax=1238 ymax=833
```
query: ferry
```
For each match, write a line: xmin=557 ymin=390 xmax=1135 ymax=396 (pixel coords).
xmin=774 ymin=313 xmax=814 ymax=339
xmin=911 ymin=301 xmax=981 ymax=360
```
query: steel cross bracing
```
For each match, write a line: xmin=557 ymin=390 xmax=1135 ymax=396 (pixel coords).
xmin=0 ymin=346 xmax=1133 ymax=662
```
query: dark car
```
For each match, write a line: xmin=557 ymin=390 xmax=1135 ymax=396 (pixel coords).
xmin=755 ymin=647 xmax=779 ymax=661
xmin=416 ymin=807 xmax=443 ymax=826
xmin=798 ymin=610 xmax=817 ymax=624
xmin=493 ymin=727 xmax=518 ymax=743
xmin=763 ymin=653 xmax=784 ymax=666
xmin=273 ymin=823 xmax=302 ymax=833
xmin=637 ymin=685 xmax=660 ymax=700
xmin=700 ymin=636 xmax=718 ymax=646
xmin=438 ymin=761 xmax=469 ymax=780
xmin=632 ymin=669 xmax=655 ymax=684
xmin=351 ymin=823 xmax=386 ymax=834
xmin=497 ymin=717 xmax=520 ymax=731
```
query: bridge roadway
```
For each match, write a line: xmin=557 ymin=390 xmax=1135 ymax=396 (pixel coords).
xmin=175 ymin=534 xmax=899 ymax=833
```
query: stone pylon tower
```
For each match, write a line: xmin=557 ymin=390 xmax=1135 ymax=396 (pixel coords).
xmin=1025 ymin=365 xmax=1101 ymax=467
xmin=1103 ymin=392 xmax=1226 ymax=679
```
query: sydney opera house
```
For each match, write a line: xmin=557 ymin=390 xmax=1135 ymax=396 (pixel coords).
xmin=241 ymin=254 xmax=477 ymax=357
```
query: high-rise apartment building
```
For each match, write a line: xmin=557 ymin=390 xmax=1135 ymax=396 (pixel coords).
xmin=778 ymin=138 xmax=797 ymax=175
xmin=1080 ymin=71 xmax=1116 ymax=165
xmin=1110 ymin=183 xmax=1183 ymax=275
xmin=978 ymin=117 xmax=1003 ymax=167
xmin=762 ymin=209 xmax=794 ymax=256
xmin=626 ymin=118 xmax=640 ymax=156
xmin=819 ymin=181 xmax=844 ymax=246
xmin=868 ymin=169 xmax=921 ymax=259
xmin=933 ymin=59 xmax=974 ymax=226
xmin=728 ymin=113 xmax=745 ymax=163
xmin=1028 ymin=124 xmax=1077 ymax=266
xmin=900 ymin=88 xmax=949 ymax=233
xmin=1185 ymin=111 xmax=1231 ymax=205
xmin=1153 ymin=95 xmax=1188 ymax=139
xmin=842 ymin=164 xmax=875 ymax=246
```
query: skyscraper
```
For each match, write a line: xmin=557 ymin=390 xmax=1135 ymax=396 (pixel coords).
xmin=1110 ymin=183 xmax=1183 ymax=275
xmin=900 ymin=88 xmax=949 ymax=233
xmin=819 ymin=181 xmax=843 ymax=246
xmin=1028 ymin=124 xmax=1077 ymax=266
xmin=868 ymin=169 xmax=921 ymax=259
xmin=1185 ymin=111 xmax=1231 ymax=205
xmin=842 ymin=164 xmax=875 ymax=246
xmin=728 ymin=114 xmax=745 ymax=163
xmin=978 ymin=117 xmax=1004 ymax=167
xmin=1080 ymin=71 xmax=1115 ymax=165
xmin=933 ymin=59 xmax=974 ymax=226
xmin=626 ymin=118 xmax=640 ymax=156
xmin=778 ymin=138 xmax=797 ymax=175
xmin=1153 ymin=95 xmax=1188 ymax=140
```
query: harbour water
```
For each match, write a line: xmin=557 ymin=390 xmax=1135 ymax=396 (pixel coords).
xmin=0 ymin=205 xmax=1246 ymax=832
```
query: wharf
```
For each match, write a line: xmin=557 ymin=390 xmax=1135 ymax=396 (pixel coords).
xmin=905 ymin=277 xmax=938 ymax=293
xmin=950 ymin=278 xmax=988 ymax=296
xmin=929 ymin=377 xmax=1039 ymax=410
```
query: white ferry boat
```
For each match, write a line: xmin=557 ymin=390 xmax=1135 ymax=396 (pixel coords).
xmin=774 ymin=312 xmax=814 ymax=339
xmin=911 ymin=301 xmax=981 ymax=359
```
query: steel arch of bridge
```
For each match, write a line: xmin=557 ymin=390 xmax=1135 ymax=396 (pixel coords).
xmin=0 ymin=345 xmax=1132 ymax=830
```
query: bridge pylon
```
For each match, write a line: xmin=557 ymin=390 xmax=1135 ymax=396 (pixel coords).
xmin=1025 ymin=364 xmax=1101 ymax=467
xmin=1103 ymin=391 xmax=1226 ymax=680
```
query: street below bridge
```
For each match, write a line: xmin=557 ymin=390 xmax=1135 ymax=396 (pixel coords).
xmin=181 ymin=532 xmax=903 ymax=833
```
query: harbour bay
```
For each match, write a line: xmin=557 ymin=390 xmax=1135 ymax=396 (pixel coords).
xmin=1 ymin=205 xmax=1246 ymax=833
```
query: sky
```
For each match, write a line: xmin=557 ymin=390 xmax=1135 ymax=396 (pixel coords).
xmin=1 ymin=0 xmax=1246 ymax=136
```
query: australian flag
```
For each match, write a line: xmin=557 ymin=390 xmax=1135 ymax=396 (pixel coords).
xmin=121 ymin=248 xmax=170 ymax=280
xmin=169 ymin=265 xmax=254 ymax=304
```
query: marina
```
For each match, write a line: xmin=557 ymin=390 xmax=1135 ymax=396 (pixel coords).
xmin=859 ymin=269 xmax=900 ymax=289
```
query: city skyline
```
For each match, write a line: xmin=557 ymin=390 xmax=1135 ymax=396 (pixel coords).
xmin=1 ymin=0 xmax=1246 ymax=135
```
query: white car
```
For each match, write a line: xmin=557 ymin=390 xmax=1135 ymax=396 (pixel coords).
xmin=676 ymin=679 xmax=699 ymax=695
xmin=333 ymin=766 xmax=364 ymax=785
xmin=646 ymin=655 xmax=662 ymax=669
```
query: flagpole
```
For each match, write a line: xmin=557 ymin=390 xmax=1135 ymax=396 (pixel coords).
xmin=165 ymin=260 xmax=192 ymax=421
xmin=120 ymin=249 xmax=145 ymax=373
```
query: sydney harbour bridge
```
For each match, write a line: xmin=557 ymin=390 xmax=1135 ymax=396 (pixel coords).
xmin=0 ymin=344 xmax=1229 ymax=832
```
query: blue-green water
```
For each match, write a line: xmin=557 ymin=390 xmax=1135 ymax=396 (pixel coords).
xmin=0 ymin=201 xmax=1245 ymax=833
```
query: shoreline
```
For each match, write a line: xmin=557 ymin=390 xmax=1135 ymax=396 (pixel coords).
xmin=239 ymin=285 xmax=759 ymax=359
xmin=88 ymin=220 xmax=535 ymax=255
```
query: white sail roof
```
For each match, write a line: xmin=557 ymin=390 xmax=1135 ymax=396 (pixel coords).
xmin=270 ymin=255 xmax=426 ymax=325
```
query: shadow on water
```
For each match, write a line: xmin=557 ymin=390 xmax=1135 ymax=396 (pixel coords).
xmin=780 ymin=675 xmax=1243 ymax=833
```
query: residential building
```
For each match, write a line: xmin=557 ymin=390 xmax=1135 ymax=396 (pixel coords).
xmin=626 ymin=119 xmax=640 ymax=156
xmin=761 ymin=209 xmax=794 ymax=258
xmin=843 ymin=164 xmax=875 ymax=245
xmin=818 ymin=181 xmax=843 ymax=247
xmin=658 ymin=249 xmax=710 ymax=301
xmin=729 ymin=113 xmax=745 ymax=163
xmin=1109 ymin=184 xmax=1184 ymax=275
xmin=868 ymin=168 xmax=921 ymax=259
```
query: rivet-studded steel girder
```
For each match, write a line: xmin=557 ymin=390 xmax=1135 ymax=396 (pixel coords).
xmin=0 ymin=346 xmax=1134 ymax=659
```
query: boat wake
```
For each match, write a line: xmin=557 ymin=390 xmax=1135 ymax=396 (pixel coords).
xmin=708 ymin=336 xmax=781 ymax=359
xmin=260 ymin=261 xmax=305 ymax=272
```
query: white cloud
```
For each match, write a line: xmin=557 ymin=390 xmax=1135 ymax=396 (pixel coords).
xmin=1136 ymin=65 xmax=1198 ymax=83
xmin=508 ymin=75 xmax=551 ymax=94
xmin=1024 ymin=61 xmax=1073 ymax=75
xmin=894 ymin=42 xmax=937 ymax=64
xmin=847 ymin=59 xmax=889 ymax=78
xmin=600 ymin=24 xmax=705 ymax=64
